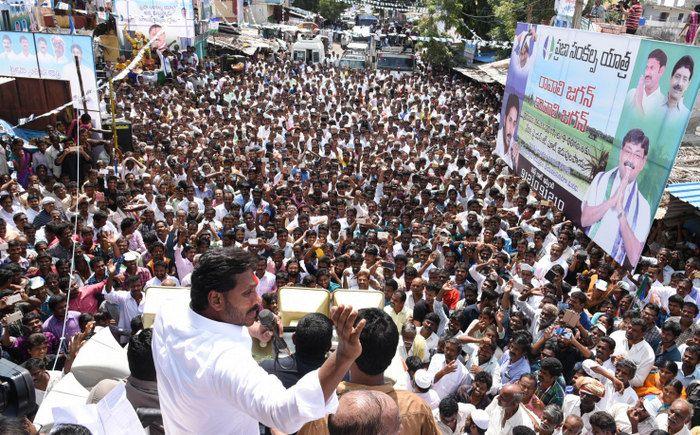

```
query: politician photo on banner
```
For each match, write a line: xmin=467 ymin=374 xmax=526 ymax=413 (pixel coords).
xmin=614 ymin=43 xmax=700 ymax=217
xmin=584 ymin=41 xmax=700 ymax=268
xmin=581 ymin=128 xmax=651 ymax=268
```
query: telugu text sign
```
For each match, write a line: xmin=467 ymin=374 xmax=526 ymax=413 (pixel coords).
xmin=499 ymin=24 xmax=700 ymax=269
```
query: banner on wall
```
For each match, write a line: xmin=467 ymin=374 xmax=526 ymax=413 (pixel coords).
xmin=0 ymin=32 xmax=101 ymax=126
xmin=0 ymin=32 xmax=39 ymax=77
xmin=498 ymin=23 xmax=700 ymax=269
xmin=114 ymin=0 xmax=195 ymax=49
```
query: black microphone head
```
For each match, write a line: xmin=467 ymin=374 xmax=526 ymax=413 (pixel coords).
xmin=257 ymin=309 xmax=277 ymax=330
xmin=257 ymin=308 xmax=288 ymax=350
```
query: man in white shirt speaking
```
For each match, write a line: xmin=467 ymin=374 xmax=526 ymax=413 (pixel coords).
xmin=580 ymin=128 xmax=651 ymax=268
xmin=152 ymin=247 xmax=365 ymax=434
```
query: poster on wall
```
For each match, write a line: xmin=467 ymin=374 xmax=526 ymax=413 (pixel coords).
xmin=114 ymin=0 xmax=195 ymax=50
xmin=498 ymin=23 xmax=700 ymax=269
xmin=36 ymin=34 xmax=100 ymax=122
xmin=0 ymin=31 xmax=39 ymax=77
xmin=0 ymin=31 xmax=100 ymax=126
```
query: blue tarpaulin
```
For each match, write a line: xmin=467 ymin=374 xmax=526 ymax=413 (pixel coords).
xmin=0 ymin=119 xmax=47 ymax=144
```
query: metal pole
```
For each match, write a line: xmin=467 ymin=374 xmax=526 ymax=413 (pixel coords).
xmin=108 ymin=77 xmax=119 ymax=164
xmin=573 ymin=0 xmax=586 ymax=28
xmin=73 ymin=54 xmax=89 ymax=114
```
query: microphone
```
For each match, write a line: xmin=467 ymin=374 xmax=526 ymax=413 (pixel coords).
xmin=257 ymin=309 xmax=288 ymax=351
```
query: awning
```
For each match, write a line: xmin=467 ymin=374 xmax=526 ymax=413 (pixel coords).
xmin=207 ymin=34 xmax=280 ymax=55
xmin=667 ymin=182 xmax=700 ymax=210
xmin=284 ymin=6 xmax=316 ymax=20
xmin=453 ymin=58 xmax=509 ymax=85
xmin=453 ymin=66 xmax=494 ymax=83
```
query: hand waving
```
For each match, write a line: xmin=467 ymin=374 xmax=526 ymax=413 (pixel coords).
xmin=331 ymin=305 xmax=366 ymax=362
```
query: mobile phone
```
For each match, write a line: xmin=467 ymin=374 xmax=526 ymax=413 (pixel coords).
xmin=4 ymin=310 xmax=22 ymax=324
xmin=5 ymin=294 xmax=22 ymax=305
xmin=563 ymin=309 xmax=579 ymax=328
xmin=544 ymin=269 xmax=557 ymax=282
xmin=556 ymin=327 xmax=572 ymax=339
xmin=248 ymin=238 xmax=258 ymax=246
xmin=377 ymin=231 xmax=389 ymax=240
xmin=594 ymin=280 xmax=608 ymax=291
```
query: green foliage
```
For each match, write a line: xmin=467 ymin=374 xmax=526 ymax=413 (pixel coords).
xmin=488 ymin=0 xmax=555 ymax=41
xmin=318 ymin=0 xmax=348 ymax=23
xmin=417 ymin=0 xmax=467 ymax=69
xmin=462 ymin=0 xmax=496 ymax=40
xmin=293 ymin=0 xmax=320 ymax=13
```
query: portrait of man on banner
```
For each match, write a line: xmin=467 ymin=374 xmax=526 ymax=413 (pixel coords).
xmin=506 ymin=24 xmax=537 ymax=96
xmin=660 ymin=55 xmax=694 ymax=138
xmin=624 ymin=49 xmax=667 ymax=120
xmin=580 ymin=128 xmax=651 ymax=267
xmin=1 ymin=34 xmax=17 ymax=62
xmin=496 ymin=92 xmax=521 ymax=171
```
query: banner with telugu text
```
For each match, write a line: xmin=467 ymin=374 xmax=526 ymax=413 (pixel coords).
xmin=114 ymin=0 xmax=195 ymax=50
xmin=0 ymin=32 xmax=101 ymax=126
xmin=498 ymin=23 xmax=700 ymax=269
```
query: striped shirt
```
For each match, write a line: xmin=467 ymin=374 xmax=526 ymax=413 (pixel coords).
xmin=626 ymin=3 xmax=643 ymax=30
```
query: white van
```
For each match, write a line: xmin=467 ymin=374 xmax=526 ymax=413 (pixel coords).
xmin=291 ymin=35 xmax=326 ymax=64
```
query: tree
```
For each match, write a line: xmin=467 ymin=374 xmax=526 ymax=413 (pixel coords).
xmin=488 ymin=0 xmax=555 ymax=41
xmin=293 ymin=0 xmax=319 ymax=12
xmin=461 ymin=0 xmax=496 ymax=40
xmin=417 ymin=0 xmax=467 ymax=70
xmin=318 ymin=0 xmax=348 ymax=23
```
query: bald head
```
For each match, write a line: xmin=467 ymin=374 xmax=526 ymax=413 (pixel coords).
xmin=562 ymin=415 xmax=583 ymax=435
xmin=497 ymin=384 xmax=524 ymax=411
xmin=329 ymin=390 xmax=400 ymax=435
xmin=668 ymin=398 xmax=693 ymax=432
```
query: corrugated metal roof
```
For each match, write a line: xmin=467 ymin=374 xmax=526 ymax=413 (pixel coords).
xmin=667 ymin=182 xmax=700 ymax=209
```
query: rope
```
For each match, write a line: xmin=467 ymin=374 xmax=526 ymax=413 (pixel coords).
xmin=51 ymin=113 xmax=80 ymax=371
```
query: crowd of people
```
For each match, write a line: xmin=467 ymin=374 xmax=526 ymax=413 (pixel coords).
xmin=0 ymin=41 xmax=699 ymax=434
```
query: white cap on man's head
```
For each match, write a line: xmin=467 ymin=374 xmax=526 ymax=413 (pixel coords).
xmin=470 ymin=409 xmax=489 ymax=430
xmin=123 ymin=251 xmax=138 ymax=262
xmin=414 ymin=369 xmax=432 ymax=389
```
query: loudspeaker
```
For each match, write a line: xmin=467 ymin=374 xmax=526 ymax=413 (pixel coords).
xmin=332 ymin=290 xmax=384 ymax=311
xmin=277 ymin=287 xmax=385 ymax=330
xmin=278 ymin=287 xmax=330 ymax=329
xmin=114 ymin=120 xmax=133 ymax=153
xmin=33 ymin=373 xmax=89 ymax=428
xmin=70 ymin=327 xmax=129 ymax=389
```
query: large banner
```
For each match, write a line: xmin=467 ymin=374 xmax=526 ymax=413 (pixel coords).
xmin=0 ymin=32 xmax=100 ymax=125
xmin=499 ymin=23 xmax=700 ymax=269
xmin=114 ymin=0 xmax=195 ymax=49
xmin=0 ymin=32 xmax=40 ymax=77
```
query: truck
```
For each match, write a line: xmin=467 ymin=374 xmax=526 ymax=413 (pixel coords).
xmin=291 ymin=34 xmax=325 ymax=64
xmin=338 ymin=51 xmax=368 ymax=70
xmin=355 ymin=14 xmax=378 ymax=28
xmin=376 ymin=47 xmax=416 ymax=75
xmin=341 ymin=26 xmax=377 ymax=64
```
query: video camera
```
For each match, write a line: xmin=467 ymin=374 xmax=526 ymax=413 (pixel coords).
xmin=0 ymin=359 xmax=36 ymax=418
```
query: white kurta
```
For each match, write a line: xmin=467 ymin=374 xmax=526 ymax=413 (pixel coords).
xmin=152 ymin=302 xmax=337 ymax=434
xmin=582 ymin=168 xmax=651 ymax=265
xmin=625 ymin=85 xmax=665 ymax=117
xmin=484 ymin=402 xmax=535 ymax=435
